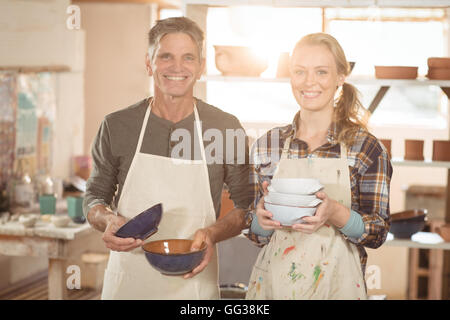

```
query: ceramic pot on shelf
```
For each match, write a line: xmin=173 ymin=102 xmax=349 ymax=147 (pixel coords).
xmin=379 ymin=139 xmax=392 ymax=158
xmin=214 ymin=45 xmax=268 ymax=77
xmin=404 ymin=140 xmax=424 ymax=161
xmin=276 ymin=52 xmax=290 ymax=78
xmin=432 ymin=140 xmax=450 ymax=161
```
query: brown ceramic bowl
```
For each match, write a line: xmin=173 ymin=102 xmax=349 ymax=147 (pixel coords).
xmin=432 ymin=140 xmax=450 ymax=161
xmin=427 ymin=57 xmax=450 ymax=68
xmin=375 ymin=66 xmax=418 ymax=79
xmin=426 ymin=67 xmax=450 ymax=80
xmin=404 ymin=140 xmax=424 ymax=161
xmin=214 ymin=45 xmax=268 ymax=77
xmin=437 ymin=224 xmax=450 ymax=242
xmin=379 ymin=139 xmax=391 ymax=158
xmin=391 ymin=209 xmax=427 ymax=222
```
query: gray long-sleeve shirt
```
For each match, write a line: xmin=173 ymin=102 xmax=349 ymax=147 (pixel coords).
xmin=83 ymin=97 xmax=254 ymax=218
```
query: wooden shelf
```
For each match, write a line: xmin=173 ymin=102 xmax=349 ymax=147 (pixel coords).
xmin=0 ymin=65 xmax=70 ymax=73
xmin=184 ymin=0 xmax=450 ymax=8
xmin=384 ymin=232 xmax=450 ymax=250
xmin=75 ymin=0 xmax=181 ymax=8
xmin=391 ymin=158 xmax=450 ymax=169
xmin=200 ymin=75 xmax=450 ymax=87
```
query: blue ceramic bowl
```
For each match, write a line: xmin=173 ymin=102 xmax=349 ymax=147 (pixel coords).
xmin=142 ymin=239 xmax=207 ymax=276
xmin=390 ymin=210 xmax=427 ymax=239
xmin=115 ymin=203 xmax=162 ymax=240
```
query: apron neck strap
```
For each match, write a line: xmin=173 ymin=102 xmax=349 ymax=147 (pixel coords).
xmin=281 ymin=136 xmax=291 ymax=160
xmin=193 ymin=105 xmax=207 ymax=163
xmin=136 ymin=100 xmax=152 ymax=154
xmin=340 ymin=142 xmax=348 ymax=160
xmin=281 ymin=136 xmax=348 ymax=160
xmin=136 ymin=99 xmax=205 ymax=162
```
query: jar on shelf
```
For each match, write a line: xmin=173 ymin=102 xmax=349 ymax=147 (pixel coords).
xmin=10 ymin=158 xmax=35 ymax=208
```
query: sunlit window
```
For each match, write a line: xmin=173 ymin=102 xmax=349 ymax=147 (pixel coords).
xmin=327 ymin=8 xmax=447 ymax=128
xmin=161 ymin=6 xmax=448 ymax=129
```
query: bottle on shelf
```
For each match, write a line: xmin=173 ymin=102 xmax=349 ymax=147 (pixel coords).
xmin=10 ymin=158 xmax=35 ymax=208
xmin=35 ymin=169 xmax=55 ymax=199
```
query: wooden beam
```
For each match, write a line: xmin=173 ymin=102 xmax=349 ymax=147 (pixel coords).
xmin=74 ymin=0 xmax=181 ymax=9
xmin=368 ymin=86 xmax=390 ymax=114
xmin=0 ymin=66 xmax=70 ymax=73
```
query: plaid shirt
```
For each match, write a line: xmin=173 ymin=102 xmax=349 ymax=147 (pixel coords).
xmin=244 ymin=111 xmax=392 ymax=275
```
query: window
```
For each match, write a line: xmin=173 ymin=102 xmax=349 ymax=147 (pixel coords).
xmin=203 ymin=7 xmax=448 ymax=129
xmin=326 ymin=8 xmax=447 ymax=128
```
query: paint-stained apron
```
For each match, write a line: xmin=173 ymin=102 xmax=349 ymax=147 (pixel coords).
xmin=246 ymin=137 xmax=367 ymax=300
xmin=101 ymin=101 xmax=220 ymax=300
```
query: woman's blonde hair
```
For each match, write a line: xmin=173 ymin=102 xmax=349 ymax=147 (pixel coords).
xmin=294 ymin=33 xmax=368 ymax=146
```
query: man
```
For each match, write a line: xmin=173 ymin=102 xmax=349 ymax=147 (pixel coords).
xmin=84 ymin=17 xmax=254 ymax=299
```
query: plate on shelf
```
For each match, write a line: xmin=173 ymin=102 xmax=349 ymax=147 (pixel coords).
xmin=115 ymin=203 xmax=163 ymax=240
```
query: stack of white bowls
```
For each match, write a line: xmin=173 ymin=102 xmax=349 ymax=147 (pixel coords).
xmin=264 ymin=178 xmax=323 ymax=226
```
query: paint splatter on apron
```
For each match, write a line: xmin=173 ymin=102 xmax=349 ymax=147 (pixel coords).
xmin=246 ymin=137 xmax=367 ymax=300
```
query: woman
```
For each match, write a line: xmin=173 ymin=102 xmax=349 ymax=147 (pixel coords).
xmin=245 ymin=33 xmax=392 ymax=300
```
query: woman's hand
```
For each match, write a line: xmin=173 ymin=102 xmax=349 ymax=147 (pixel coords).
xmin=102 ymin=214 xmax=143 ymax=251
xmin=256 ymin=181 xmax=282 ymax=230
xmin=292 ymin=191 xmax=349 ymax=233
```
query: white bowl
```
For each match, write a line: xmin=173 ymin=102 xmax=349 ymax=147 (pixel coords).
xmin=264 ymin=202 xmax=317 ymax=226
xmin=19 ymin=214 xmax=38 ymax=228
xmin=265 ymin=191 xmax=322 ymax=207
xmin=270 ymin=178 xmax=323 ymax=195
xmin=51 ymin=215 xmax=71 ymax=228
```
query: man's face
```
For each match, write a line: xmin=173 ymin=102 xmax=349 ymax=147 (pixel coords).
xmin=147 ymin=32 xmax=204 ymax=98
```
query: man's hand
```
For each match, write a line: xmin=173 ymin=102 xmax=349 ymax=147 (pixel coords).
xmin=102 ymin=214 xmax=143 ymax=252
xmin=183 ymin=228 xmax=214 ymax=279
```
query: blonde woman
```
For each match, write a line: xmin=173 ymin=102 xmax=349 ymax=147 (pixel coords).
xmin=245 ymin=33 xmax=392 ymax=300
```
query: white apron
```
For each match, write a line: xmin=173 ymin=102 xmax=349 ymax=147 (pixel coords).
xmin=101 ymin=101 xmax=220 ymax=300
xmin=246 ymin=137 xmax=367 ymax=300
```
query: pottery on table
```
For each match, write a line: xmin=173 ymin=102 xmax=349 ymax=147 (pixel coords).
xmin=115 ymin=203 xmax=162 ymax=240
xmin=51 ymin=215 xmax=71 ymax=228
xmin=142 ymin=239 xmax=207 ymax=276
xmin=404 ymin=139 xmax=424 ymax=161
xmin=375 ymin=66 xmax=418 ymax=79
xmin=214 ymin=45 xmax=268 ymax=77
xmin=39 ymin=194 xmax=56 ymax=215
xmin=67 ymin=196 xmax=85 ymax=224
xmin=432 ymin=140 xmax=450 ymax=161
xmin=19 ymin=214 xmax=39 ymax=228
xmin=379 ymin=139 xmax=392 ymax=158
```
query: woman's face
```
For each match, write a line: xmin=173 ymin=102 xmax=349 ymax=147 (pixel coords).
xmin=289 ymin=44 xmax=345 ymax=113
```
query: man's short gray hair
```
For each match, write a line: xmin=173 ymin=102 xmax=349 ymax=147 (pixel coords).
xmin=148 ymin=17 xmax=204 ymax=62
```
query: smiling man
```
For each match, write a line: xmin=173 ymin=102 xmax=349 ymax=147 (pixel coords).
xmin=84 ymin=17 xmax=254 ymax=300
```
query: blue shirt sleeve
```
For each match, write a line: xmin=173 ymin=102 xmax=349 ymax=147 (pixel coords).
xmin=338 ymin=209 xmax=365 ymax=238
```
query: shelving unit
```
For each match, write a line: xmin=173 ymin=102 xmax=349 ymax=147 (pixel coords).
xmin=185 ymin=0 xmax=450 ymax=300
xmin=199 ymin=76 xmax=450 ymax=113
